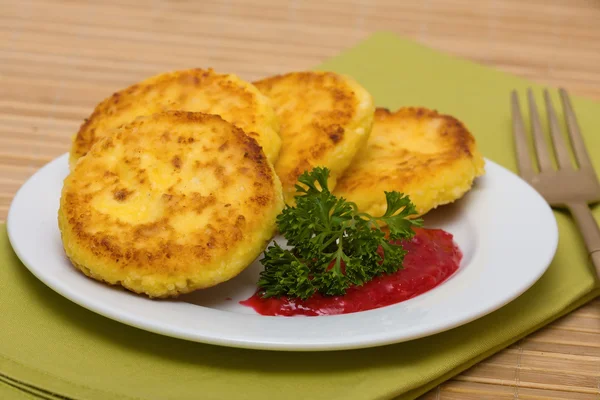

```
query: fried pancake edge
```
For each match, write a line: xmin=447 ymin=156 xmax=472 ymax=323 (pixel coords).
xmin=69 ymin=68 xmax=281 ymax=169
xmin=334 ymin=107 xmax=485 ymax=218
xmin=59 ymin=111 xmax=284 ymax=298
xmin=253 ymin=71 xmax=375 ymax=204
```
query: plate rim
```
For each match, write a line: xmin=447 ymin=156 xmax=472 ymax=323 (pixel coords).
xmin=7 ymin=153 xmax=559 ymax=351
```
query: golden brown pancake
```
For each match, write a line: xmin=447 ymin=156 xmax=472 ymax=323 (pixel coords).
xmin=333 ymin=107 xmax=485 ymax=217
xmin=59 ymin=111 xmax=284 ymax=298
xmin=70 ymin=68 xmax=281 ymax=168
xmin=253 ymin=71 xmax=374 ymax=204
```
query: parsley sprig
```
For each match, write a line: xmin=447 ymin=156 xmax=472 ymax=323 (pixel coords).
xmin=257 ymin=167 xmax=423 ymax=300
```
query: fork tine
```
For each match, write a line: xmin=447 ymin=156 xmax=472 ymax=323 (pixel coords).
xmin=544 ymin=89 xmax=573 ymax=170
xmin=511 ymin=91 xmax=535 ymax=179
xmin=559 ymin=88 xmax=594 ymax=171
xmin=527 ymin=88 xmax=554 ymax=171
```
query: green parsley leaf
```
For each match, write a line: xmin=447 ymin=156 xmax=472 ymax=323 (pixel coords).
xmin=258 ymin=167 xmax=423 ymax=300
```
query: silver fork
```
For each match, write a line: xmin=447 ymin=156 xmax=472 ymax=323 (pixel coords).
xmin=511 ymin=88 xmax=600 ymax=278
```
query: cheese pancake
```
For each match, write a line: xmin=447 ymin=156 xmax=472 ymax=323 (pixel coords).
xmin=334 ymin=107 xmax=485 ymax=217
xmin=70 ymin=68 xmax=281 ymax=168
xmin=59 ymin=111 xmax=284 ymax=298
xmin=253 ymin=71 xmax=374 ymax=204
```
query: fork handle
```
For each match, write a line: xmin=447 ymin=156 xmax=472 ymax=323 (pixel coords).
xmin=567 ymin=202 xmax=600 ymax=279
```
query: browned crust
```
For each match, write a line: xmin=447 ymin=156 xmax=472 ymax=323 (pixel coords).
xmin=375 ymin=106 xmax=474 ymax=156
xmin=336 ymin=106 xmax=482 ymax=193
xmin=72 ymin=68 xmax=261 ymax=162
xmin=61 ymin=111 xmax=278 ymax=277
xmin=253 ymin=71 xmax=367 ymax=190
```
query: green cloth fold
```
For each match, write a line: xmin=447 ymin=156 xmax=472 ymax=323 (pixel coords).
xmin=2 ymin=32 xmax=599 ymax=400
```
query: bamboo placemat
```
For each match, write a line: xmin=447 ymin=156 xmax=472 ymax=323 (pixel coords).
xmin=1 ymin=0 xmax=600 ymax=398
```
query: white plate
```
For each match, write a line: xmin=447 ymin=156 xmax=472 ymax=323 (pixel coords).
xmin=7 ymin=154 xmax=558 ymax=351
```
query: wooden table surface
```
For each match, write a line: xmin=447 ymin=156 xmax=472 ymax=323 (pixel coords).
xmin=2 ymin=0 xmax=600 ymax=398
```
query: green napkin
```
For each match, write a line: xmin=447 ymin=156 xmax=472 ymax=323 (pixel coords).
xmin=2 ymin=32 xmax=600 ymax=400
